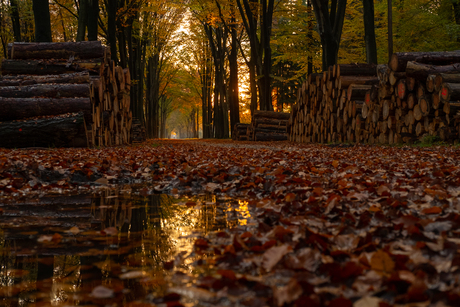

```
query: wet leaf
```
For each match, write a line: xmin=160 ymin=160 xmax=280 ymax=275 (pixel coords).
xmin=102 ymin=227 xmax=118 ymax=236
xmin=169 ymin=287 xmax=216 ymax=302
xmin=119 ymin=270 xmax=149 ymax=279
xmin=91 ymin=285 xmax=114 ymax=299
xmin=67 ymin=226 xmax=81 ymax=235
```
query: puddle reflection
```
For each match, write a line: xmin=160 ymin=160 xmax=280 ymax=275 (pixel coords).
xmin=0 ymin=192 xmax=251 ymax=306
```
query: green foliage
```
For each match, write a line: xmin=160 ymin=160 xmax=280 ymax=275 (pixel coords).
xmin=339 ymin=0 xmax=460 ymax=65
xmin=415 ymin=135 xmax=447 ymax=147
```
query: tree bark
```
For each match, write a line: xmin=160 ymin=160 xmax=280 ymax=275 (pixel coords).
xmin=32 ymin=0 xmax=52 ymax=42
xmin=406 ymin=61 xmax=460 ymax=81
xmin=0 ymin=113 xmax=87 ymax=148
xmin=8 ymin=41 xmax=106 ymax=59
xmin=0 ymin=72 xmax=90 ymax=86
xmin=390 ymin=51 xmax=460 ymax=72
xmin=236 ymin=0 xmax=274 ymax=111
xmin=311 ymin=0 xmax=347 ymax=71
xmin=87 ymin=0 xmax=99 ymax=41
xmin=76 ymin=0 xmax=88 ymax=41
xmin=253 ymin=110 xmax=291 ymax=120
xmin=0 ymin=97 xmax=91 ymax=121
xmin=337 ymin=63 xmax=377 ymax=77
xmin=362 ymin=0 xmax=377 ymax=64
xmin=10 ymin=0 xmax=21 ymax=42
xmin=0 ymin=84 xmax=90 ymax=98
xmin=2 ymin=59 xmax=103 ymax=75
xmin=229 ymin=8 xmax=240 ymax=131
xmin=107 ymin=0 xmax=118 ymax=63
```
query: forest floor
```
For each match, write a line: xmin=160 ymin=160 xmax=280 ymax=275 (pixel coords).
xmin=1 ymin=139 xmax=460 ymax=306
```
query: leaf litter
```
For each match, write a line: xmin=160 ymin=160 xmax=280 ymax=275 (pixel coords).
xmin=1 ymin=139 xmax=460 ymax=306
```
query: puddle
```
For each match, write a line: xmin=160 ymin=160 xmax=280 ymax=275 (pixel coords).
xmin=0 ymin=192 xmax=253 ymax=306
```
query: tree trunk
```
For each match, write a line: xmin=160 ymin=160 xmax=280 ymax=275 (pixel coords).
xmin=107 ymin=0 xmax=118 ymax=63
xmin=10 ymin=0 xmax=21 ymax=42
xmin=76 ymin=0 xmax=88 ymax=41
xmin=8 ymin=41 xmax=106 ymax=59
xmin=249 ymin=58 xmax=258 ymax=115
xmin=0 ymin=83 xmax=90 ymax=98
xmin=337 ymin=63 xmax=377 ymax=77
xmin=2 ymin=59 xmax=103 ymax=75
xmin=362 ymin=0 xmax=377 ymax=64
xmin=32 ymin=0 xmax=52 ymax=42
xmin=390 ymin=51 xmax=460 ymax=72
xmin=229 ymin=11 xmax=240 ymax=131
xmin=260 ymin=0 xmax=275 ymax=111
xmin=0 ymin=113 xmax=87 ymax=148
xmin=311 ymin=0 xmax=347 ymax=71
xmin=0 ymin=72 xmax=90 ymax=86
xmin=406 ymin=61 xmax=460 ymax=81
xmin=87 ymin=0 xmax=99 ymax=41
xmin=0 ymin=97 xmax=91 ymax=121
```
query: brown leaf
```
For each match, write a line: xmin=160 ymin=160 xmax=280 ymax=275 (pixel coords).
xmin=262 ymin=244 xmax=292 ymax=272
xmin=422 ymin=206 xmax=442 ymax=215
xmin=273 ymin=278 xmax=303 ymax=307
xmin=332 ymin=160 xmax=339 ymax=168
xmin=102 ymin=227 xmax=118 ymax=236
xmin=377 ymin=185 xmax=390 ymax=196
xmin=370 ymin=250 xmax=395 ymax=275
xmin=353 ymin=296 xmax=381 ymax=307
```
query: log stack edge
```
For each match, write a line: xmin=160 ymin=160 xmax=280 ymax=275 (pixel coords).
xmin=0 ymin=41 xmax=132 ymax=148
xmin=288 ymin=52 xmax=460 ymax=145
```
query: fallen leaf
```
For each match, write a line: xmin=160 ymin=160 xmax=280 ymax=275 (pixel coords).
xmin=262 ymin=244 xmax=292 ymax=272
xmin=370 ymin=250 xmax=395 ymax=275
xmin=119 ymin=270 xmax=149 ymax=279
xmin=353 ymin=296 xmax=381 ymax=307
xmin=91 ymin=285 xmax=114 ymax=299
xmin=273 ymin=278 xmax=303 ymax=306
xmin=102 ymin=227 xmax=118 ymax=236
xmin=422 ymin=206 xmax=442 ymax=215
xmin=67 ymin=226 xmax=81 ymax=235
xmin=169 ymin=286 xmax=216 ymax=302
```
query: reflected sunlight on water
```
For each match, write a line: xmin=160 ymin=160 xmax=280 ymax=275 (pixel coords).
xmin=0 ymin=192 xmax=253 ymax=306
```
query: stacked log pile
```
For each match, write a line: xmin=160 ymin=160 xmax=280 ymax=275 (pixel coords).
xmin=288 ymin=64 xmax=379 ymax=143
xmin=247 ymin=111 xmax=290 ymax=141
xmin=289 ymin=53 xmax=460 ymax=144
xmin=131 ymin=117 xmax=147 ymax=143
xmin=0 ymin=41 xmax=132 ymax=148
xmin=232 ymin=123 xmax=250 ymax=141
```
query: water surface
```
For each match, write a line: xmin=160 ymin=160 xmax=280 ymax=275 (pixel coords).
xmin=0 ymin=191 xmax=251 ymax=306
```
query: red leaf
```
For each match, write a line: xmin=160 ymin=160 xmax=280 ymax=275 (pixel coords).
xmin=422 ymin=206 xmax=442 ymax=214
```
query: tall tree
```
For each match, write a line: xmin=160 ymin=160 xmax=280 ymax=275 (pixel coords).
xmin=237 ymin=0 xmax=276 ymax=111
xmin=362 ymin=0 xmax=377 ymax=64
xmin=106 ymin=0 xmax=118 ymax=62
xmin=76 ymin=0 xmax=99 ymax=41
xmin=10 ymin=0 xmax=21 ymax=42
xmin=215 ymin=0 xmax=240 ymax=132
xmin=311 ymin=0 xmax=346 ymax=70
xmin=33 ymin=0 xmax=52 ymax=42
xmin=76 ymin=0 xmax=88 ymax=41
xmin=87 ymin=0 xmax=99 ymax=40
